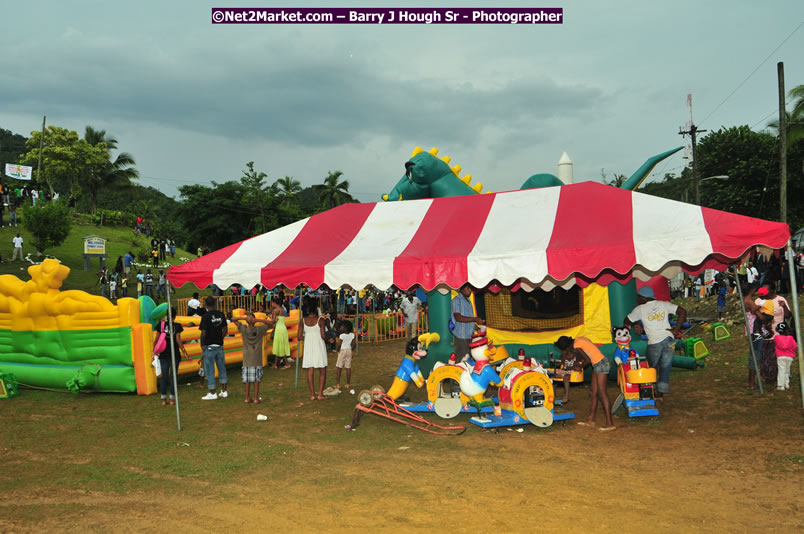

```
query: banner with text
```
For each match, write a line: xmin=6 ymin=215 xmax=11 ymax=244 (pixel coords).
xmin=4 ymin=164 xmax=33 ymax=181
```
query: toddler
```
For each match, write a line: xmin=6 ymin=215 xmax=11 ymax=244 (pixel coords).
xmin=335 ymin=321 xmax=356 ymax=390
xmin=774 ymin=322 xmax=797 ymax=390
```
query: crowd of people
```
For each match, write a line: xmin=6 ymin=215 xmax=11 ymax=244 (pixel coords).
xmin=669 ymin=250 xmax=801 ymax=393
xmin=155 ymin=292 xmax=357 ymax=404
xmin=133 ymin=250 xmax=803 ymax=416
xmin=95 ymin=251 xmax=172 ymax=301
xmin=149 ymin=237 xmax=177 ymax=267
xmin=0 ymin=182 xmax=59 ymax=228
xmin=742 ymin=281 xmax=797 ymax=392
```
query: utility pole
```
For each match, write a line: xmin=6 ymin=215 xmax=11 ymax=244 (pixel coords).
xmin=37 ymin=116 xmax=46 ymax=188
xmin=679 ymin=96 xmax=707 ymax=205
xmin=778 ymin=62 xmax=787 ymax=224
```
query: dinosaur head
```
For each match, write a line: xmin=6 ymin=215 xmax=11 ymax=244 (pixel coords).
xmin=382 ymin=146 xmax=480 ymax=201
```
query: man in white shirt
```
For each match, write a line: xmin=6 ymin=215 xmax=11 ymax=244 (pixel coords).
xmin=11 ymin=233 xmax=23 ymax=262
xmin=187 ymin=292 xmax=202 ymax=317
xmin=399 ymin=289 xmax=422 ymax=340
xmin=624 ymin=286 xmax=687 ymax=398
xmin=747 ymin=263 xmax=758 ymax=287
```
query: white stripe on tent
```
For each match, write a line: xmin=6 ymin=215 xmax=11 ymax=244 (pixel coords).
xmin=632 ymin=192 xmax=713 ymax=272
xmin=467 ymin=187 xmax=561 ymax=287
xmin=324 ymin=198 xmax=434 ymax=290
xmin=213 ymin=217 xmax=310 ymax=289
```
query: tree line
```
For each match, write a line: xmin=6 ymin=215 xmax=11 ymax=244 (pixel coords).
xmin=608 ymin=84 xmax=804 ymax=230
xmin=0 ymin=124 xmax=356 ymax=253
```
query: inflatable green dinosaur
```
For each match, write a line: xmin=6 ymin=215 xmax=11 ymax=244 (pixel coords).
xmin=382 ymin=145 xmax=684 ymax=375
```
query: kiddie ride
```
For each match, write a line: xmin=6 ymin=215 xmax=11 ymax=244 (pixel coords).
xmin=610 ymin=326 xmax=659 ymax=418
xmin=351 ymin=333 xmax=466 ymax=435
xmin=352 ymin=329 xmax=574 ymax=433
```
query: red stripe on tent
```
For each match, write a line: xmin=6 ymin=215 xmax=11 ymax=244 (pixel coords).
xmin=701 ymin=207 xmax=790 ymax=260
xmin=260 ymin=203 xmax=376 ymax=288
xmin=546 ymin=183 xmax=636 ymax=281
xmin=167 ymin=240 xmax=245 ymax=288
xmin=394 ymin=194 xmax=495 ymax=290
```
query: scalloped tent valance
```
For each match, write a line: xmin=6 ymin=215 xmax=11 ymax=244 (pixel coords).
xmin=167 ymin=181 xmax=790 ymax=291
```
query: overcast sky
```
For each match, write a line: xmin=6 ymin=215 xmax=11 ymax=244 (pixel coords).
xmin=1 ymin=1 xmax=802 ymax=202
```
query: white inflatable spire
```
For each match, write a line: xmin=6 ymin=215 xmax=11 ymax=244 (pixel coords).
xmin=557 ymin=152 xmax=573 ymax=184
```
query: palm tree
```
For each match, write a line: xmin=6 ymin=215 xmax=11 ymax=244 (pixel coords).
xmin=83 ymin=126 xmax=139 ymax=214
xmin=276 ymin=176 xmax=302 ymax=206
xmin=767 ymin=84 xmax=804 ymax=148
xmin=320 ymin=170 xmax=351 ymax=209
xmin=133 ymin=199 xmax=156 ymax=223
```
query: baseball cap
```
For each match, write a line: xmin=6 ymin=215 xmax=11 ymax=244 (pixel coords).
xmin=757 ymin=287 xmax=769 ymax=297
xmin=637 ymin=286 xmax=655 ymax=299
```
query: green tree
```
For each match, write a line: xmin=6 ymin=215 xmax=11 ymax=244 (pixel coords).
xmin=641 ymin=168 xmax=695 ymax=202
xmin=177 ymin=181 xmax=251 ymax=251
xmin=600 ymin=169 xmax=627 ymax=187
xmin=133 ymin=199 xmax=157 ymax=222
xmin=274 ymin=175 xmax=304 ymax=226
xmin=23 ymin=200 xmax=72 ymax=254
xmin=320 ymin=170 xmax=351 ymax=209
xmin=240 ymin=161 xmax=278 ymax=234
xmin=83 ymin=126 xmax=139 ymax=215
xmin=767 ymin=84 xmax=804 ymax=149
xmin=695 ymin=126 xmax=780 ymax=219
xmin=19 ymin=126 xmax=107 ymax=197
xmin=0 ymin=128 xmax=28 ymax=174
xmin=276 ymin=176 xmax=302 ymax=205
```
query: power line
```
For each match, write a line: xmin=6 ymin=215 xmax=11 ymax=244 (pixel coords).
xmin=699 ymin=20 xmax=803 ymax=127
xmin=749 ymin=96 xmax=792 ymax=130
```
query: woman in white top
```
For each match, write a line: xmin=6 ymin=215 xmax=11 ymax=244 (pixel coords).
xmin=300 ymin=298 xmax=328 ymax=400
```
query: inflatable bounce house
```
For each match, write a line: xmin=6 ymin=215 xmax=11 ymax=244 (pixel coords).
xmin=381 ymin=145 xmax=693 ymax=377
xmin=0 ymin=259 xmax=298 ymax=395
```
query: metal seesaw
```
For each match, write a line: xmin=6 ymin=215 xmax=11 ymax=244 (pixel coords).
xmin=350 ymin=385 xmax=466 ymax=436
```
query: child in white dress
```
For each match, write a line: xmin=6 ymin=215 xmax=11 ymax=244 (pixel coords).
xmin=301 ymin=303 xmax=328 ymax=400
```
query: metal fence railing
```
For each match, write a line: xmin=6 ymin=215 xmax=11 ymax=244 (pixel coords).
xmin=177 ymin=295 xmax=428 ymax=344
xmin=338 ymin=311 xmax=428 ymax=343
xmin=176 ymin=295 xmax=280 ymax=317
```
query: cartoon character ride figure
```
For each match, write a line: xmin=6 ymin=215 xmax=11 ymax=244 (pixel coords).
xmin=611 ymin=326 xmax=659 ymax=418
xmin=386 ymin=333 xmax=440 ymax=401
xmin=457 ymin=331 xmax=503 ymax=409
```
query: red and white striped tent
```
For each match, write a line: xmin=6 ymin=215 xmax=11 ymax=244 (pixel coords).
xmin=167 ymin=181 xmax=790 ymax=291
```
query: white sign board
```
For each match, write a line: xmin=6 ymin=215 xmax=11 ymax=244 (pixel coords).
xmin=83 ymin=236 xmax=107 ymax=255
xmin=4 ymin=164 xmax=33 ymax=181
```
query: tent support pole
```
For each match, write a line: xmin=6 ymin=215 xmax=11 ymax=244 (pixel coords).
xmin=355 ymin=291 xmax=359 ymax=358
xmin=785 ymin=243 xmax=804 ymax=414
xmin=295 ymin=286 xmax=300 ymax=389
xmin=733 ymin=265 xmax=763 ymax=394
xmin=167 ymin=286 xmax=182 ymax=431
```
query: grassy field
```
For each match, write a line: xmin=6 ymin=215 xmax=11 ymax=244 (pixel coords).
xmin=0 ymin=210 xmax=200 ymax=300
xmin=0 ymin=211 xmax=802 ymax=531
xmin=0 ymin=294 xmax=802 ymax=532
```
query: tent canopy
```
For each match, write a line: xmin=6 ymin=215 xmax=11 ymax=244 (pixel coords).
xmin=167 ymin=182 xmax=790 ymax=291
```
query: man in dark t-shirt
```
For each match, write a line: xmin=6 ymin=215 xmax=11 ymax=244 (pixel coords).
xmin=199 ymin=296 xmax=229 ymax=400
